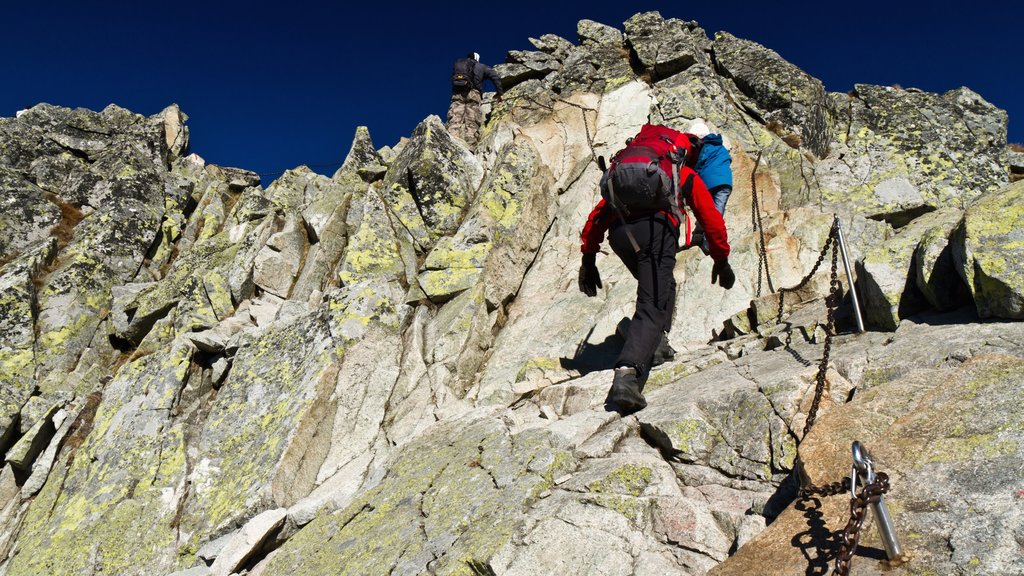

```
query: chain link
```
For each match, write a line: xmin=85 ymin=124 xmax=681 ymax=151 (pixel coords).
xmin=751 ymin=151 xmax=774 ymax=297
xmin=800 ymin=476 xmax=851 ymax=498
xmin=785 ymin=217 xmax=895 ymax=576
xmin=834 ymin=472 xmax=891 ymax=575
xmin=776 ymin=219 xmax=839 ymax=325
xmin=804 ymin=226 xmax=841 ymax=435
xmin=798 ymin=472 xmax=891 ymax=576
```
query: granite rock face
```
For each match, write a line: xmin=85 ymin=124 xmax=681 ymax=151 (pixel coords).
xmin=953 ymin=179 xmax=1024 ymax=319
xmin=1 ymin=10 xmax=1021 ymax=576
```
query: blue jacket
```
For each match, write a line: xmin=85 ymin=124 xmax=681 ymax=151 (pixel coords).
xmin=694 ymin=134 xmax=732 ymax=191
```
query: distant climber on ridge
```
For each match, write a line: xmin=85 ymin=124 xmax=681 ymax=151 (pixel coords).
xmin=446 ymin=52 xmax=503 ymax=149
xmin=578 ymin=124 xmax=735 ymax=414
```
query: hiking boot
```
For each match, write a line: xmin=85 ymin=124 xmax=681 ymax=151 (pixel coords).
xmin=606 ymin=367 xmax=647 ymax=413
xmin=651 ymin=333 xmax=676 ymax=368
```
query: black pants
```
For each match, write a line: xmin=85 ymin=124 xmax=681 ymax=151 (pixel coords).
xmin=608 ymin=214 xmax=678 ymax=376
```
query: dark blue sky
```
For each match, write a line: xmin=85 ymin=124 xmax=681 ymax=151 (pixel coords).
xmin=4 ymin=1 xmax=1018 ymax=180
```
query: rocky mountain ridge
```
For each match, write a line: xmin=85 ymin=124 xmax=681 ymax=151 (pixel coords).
xmin=0 ymin=11 xmax=1022 ymax=576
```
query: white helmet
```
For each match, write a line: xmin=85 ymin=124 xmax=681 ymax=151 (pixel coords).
xmin=686 ymin=119 xmax=711 ymax=138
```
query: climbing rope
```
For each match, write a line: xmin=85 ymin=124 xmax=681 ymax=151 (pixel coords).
xmin=750 ymin=151 xmax=774 ymax=296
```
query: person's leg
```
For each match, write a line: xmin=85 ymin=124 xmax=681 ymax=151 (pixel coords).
xmin=612 ymin=218 xmax=676 ymax=376
xmin=465 ymin=90 xmax=483 ymax=148
xmin=447 ymin=92 xmax=469 ymax=143
xmin=700 ymin=184 xmax=732 ymax=252
xmin=711 ymin=184 xmax=732 ymax=216
xmin=606 ymin=218 xmax=677 ymax=412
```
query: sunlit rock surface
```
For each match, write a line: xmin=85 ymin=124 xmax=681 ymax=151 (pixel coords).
xmin=0 ymin=10 xmax=1020 ymax=576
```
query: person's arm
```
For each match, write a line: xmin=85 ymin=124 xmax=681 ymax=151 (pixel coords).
xmin=481 ymin=64 xmax=504 ymax=96
xmin=580 ymin=199 xmax=613 ymax=254
xmin=680 ymin=168 xmax=729 ymax=261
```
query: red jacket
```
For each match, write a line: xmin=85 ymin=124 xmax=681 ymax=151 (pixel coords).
xmin=580 ymin=166 xmax=730 ymax=262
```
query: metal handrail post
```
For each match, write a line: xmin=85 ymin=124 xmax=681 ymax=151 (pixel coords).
xmin=834 ymin=215 xmax=865 ymax=333
xmin=851 ymin=441 xmax=903 ymax=560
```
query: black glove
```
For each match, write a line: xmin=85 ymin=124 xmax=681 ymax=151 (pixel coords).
xmin=711 ymin=259 xmax=735 ymax=289
xmin=578 ymin=253 xmax=602 ymax=297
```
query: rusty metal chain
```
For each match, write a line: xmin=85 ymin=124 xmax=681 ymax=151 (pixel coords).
xmin=750 ymin=151 xmax=774 ymax=296
xmin=799 ymin=476 xmax=851 ymax=499
xmin=776 ymin=219 xmax=839 ymax=325
xmin=798 ymin=472 xmax=891 ymax=576
xmin=834 ymin=472 xmax=891 ymax=576
xmin=803 ymin=227 xmax=841 ymax=436
xmin=780 ymin=218 xmax=892 ymax=576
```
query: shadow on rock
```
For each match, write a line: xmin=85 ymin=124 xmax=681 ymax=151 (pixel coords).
xmin=791 ymin=497 xmax=839 ymax=576
xmin=559 ymin=324 xmax=624 ymax=375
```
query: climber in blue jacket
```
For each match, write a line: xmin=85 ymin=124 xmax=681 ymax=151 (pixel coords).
xmin=694 ymin=134 xmax=732 ymax=214
xmin=685 ymin=122 xmax=733 ymax=251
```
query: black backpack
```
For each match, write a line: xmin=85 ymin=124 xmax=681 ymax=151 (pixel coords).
xmin=599 ymin=125 xmax=690 ymax=216
xmin=451 ymin=59 xmax=475 ymax=90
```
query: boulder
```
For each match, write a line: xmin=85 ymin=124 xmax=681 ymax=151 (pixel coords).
xmin=381 ymin=115 xmax=483 ymax=241
xmin=6 ymin=342 xmax=196 ymax=576
xmin=258 ymin=413 xmax=579 ymax=576
xmin=0 ymin=171 xmax=61 ymax=259
xmin=337 ymin=185 xmax=417 ymax=286
xmin=495 ymin=50 xmax=561 ymax=89
xmin=528 ymin=34 xmax=574 ymax=60
xmin=1009 ymin=146 xmax=1023 ymax=180
xmin=333 ymin=126 xmax=384 ymax=180
xmin=857 ymin=208 xmax=961 ymax=330
xmin=209 ymin=508 xmax=288 ymax=575
xmin=712 ymin=31 xmax=830 ymax=151
xmin=953 ymin=179 xmax=1024 ymax=319
xmin=712 ymin=354 xmax=1024 ymax=576
xmin=412 ymin=138 xmax=555 ymax=304
xmin=624 ymin=11 xmax=710 ymax=82
xmin=577 ymin=19 xmax=622 ymax=47
xmin=914 ymin=210 xmax=972 ymax=311
xmin=253 ymin=219 xmax=308 ymax=299
xmin=160 ymin=104 xmax=190 ymax=159
xmin=19 ymin=104 xmax=177 ymax=379
xmin=816 ymin=85 xmax=1008 ymax=222
xmin=0 ymin=239 xmax=56 ymax=447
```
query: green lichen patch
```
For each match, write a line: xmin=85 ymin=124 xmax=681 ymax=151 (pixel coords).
xmin=957 ymin=180 xmax=1024 ymax=319
xmin=260 ymin=417 xmax=573 ymax=575
xmin=587 ymin=464 xmax=653 ymax=497
xmin=418 ymin=268 xmax=482 ymax=301
xmin=6 ymin=342 xmax=193 ymax=576
xmin=590 ymin=494 xmax=647 ymax=524
xmin=514 ymin=357 xmax=563 ymax=383
xmin=179 ymin=312 xmax=337 ymax=542
xmin=338 ymin=191 xmax=412 ymax=285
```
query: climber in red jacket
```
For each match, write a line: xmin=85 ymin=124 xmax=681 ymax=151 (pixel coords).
xmin=578 ymin=124 xmax=735 ymax=413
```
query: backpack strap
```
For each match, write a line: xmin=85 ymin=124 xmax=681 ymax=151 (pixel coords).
xmin=605 ymin=173 xmax=642 ymax=254
xmin=668 ymin=164 xmax=686 ymax=230
xmin=597 ymin=155 xmax=641 ymax=254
